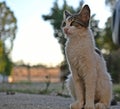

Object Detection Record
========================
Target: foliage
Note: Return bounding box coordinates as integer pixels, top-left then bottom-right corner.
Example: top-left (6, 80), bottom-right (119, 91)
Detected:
top-left (0, 40), bottom-right (13, 76)
top-left (113, 84), bottom-right (120, 101)
top-left (0, 1), bottom-right (17, 54)
top-left (105, 49), bottom-right (120, 83)
top-left (96, 17), bottom-right (119, 53)
top-left (4, 53), bottom-right (13, 76)
top-left (0, 82), bottom-right (69, 95)
top-left (0, 1), bottom-right (17, 76)
top-left (42, 0), bottom-right (84, 61)
top-left (0, 40), bottom-right (6, 74)
top-left (90, 14), bottom-right (100, 38)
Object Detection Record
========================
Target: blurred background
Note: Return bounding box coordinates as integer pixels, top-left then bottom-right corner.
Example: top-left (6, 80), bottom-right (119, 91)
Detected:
top-left (0, 0), bottom-right (120, 100)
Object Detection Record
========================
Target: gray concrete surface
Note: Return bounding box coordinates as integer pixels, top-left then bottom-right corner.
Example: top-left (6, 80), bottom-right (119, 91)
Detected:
top-left (0, 93), bottom-right (119, 109)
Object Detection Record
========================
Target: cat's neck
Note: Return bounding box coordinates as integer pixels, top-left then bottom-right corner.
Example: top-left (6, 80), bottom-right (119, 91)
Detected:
top-left (66, 28), bottom-right (95, 50)
top-left (68, 28), bottom-right (94, 42)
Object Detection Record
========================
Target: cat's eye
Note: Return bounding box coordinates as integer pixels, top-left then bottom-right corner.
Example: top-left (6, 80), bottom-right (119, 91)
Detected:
top-left (62, 21), bottom-right (66, 27)
top-left (70, 21), bottom-right (80, 27)
top-left (70, 21), bottom-right (86, 27)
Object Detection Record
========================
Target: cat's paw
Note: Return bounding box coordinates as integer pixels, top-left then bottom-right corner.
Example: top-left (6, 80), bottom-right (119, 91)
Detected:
top-left (70, 101), bottom-right (83, 109)
top-left (84, 103), bottom-right (95, 109)
top-left (95, 103), bottom-right (107, 109)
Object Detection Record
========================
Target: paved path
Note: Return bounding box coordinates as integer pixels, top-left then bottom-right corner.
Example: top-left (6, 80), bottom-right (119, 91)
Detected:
top-left (0, 93), bottom-right (119, 109)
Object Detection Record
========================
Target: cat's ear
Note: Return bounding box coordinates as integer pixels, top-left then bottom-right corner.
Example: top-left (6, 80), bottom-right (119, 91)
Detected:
top-left (64, 10), bottom-right (71, 19)
top-left (79, 5), bottom-right (90, 26)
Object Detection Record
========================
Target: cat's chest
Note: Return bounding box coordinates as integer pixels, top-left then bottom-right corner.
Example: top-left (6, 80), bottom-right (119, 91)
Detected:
top-left (66, 44), bottom-right (78, 57)
top-left (65, 41), bottom-right (83, 62)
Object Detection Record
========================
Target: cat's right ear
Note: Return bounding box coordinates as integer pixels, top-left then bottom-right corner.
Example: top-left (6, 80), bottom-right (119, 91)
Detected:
top-left (64, 10), bottom-right (71, 19)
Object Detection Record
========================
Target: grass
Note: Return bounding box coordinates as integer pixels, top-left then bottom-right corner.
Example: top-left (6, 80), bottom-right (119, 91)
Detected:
top-left (0, 82), bottom-right (69, 97)
top-left (1, 82), bottom-right (120, 101)
top-left (113, 84), bottom-right (120, 101)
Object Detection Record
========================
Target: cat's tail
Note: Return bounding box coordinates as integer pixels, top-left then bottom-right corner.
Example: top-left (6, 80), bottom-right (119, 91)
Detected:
top-left (66, 74), bottom-right (76, 100)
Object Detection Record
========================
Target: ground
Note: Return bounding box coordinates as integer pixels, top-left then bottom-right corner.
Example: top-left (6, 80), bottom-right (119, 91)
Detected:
top-left (0, 92), bottom-right (120, 109)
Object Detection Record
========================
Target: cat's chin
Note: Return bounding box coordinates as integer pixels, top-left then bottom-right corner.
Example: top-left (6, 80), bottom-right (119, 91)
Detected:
top-left (65, 34), bottom-right (72, 38)
top-left (64, 31), bottom-right (71, 35)
top-left (65, 32), bottom-right (73, 37)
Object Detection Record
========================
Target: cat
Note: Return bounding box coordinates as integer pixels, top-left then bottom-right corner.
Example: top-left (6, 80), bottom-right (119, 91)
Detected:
top-left (62, 5), bottom-right (112, 109)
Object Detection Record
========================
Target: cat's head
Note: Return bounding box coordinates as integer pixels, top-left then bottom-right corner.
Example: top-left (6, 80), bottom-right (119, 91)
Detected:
top-left (62, 5), bottom-right (90, 38)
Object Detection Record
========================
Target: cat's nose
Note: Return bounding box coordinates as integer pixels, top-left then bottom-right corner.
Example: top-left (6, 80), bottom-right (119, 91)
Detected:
top-left (64, 28), bottom-right (68, 34)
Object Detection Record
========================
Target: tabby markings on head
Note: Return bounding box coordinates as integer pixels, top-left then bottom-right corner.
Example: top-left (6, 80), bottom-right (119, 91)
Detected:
top-left (62, 15), bottom-right (88, 28)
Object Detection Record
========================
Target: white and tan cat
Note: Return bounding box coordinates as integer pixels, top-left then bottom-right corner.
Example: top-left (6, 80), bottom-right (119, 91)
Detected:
top-left (62, 5), bottom-right (112, 109)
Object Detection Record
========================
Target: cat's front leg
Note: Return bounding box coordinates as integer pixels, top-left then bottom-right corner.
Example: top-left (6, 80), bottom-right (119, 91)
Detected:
top-left (84, 72), bottom-right (97, 109)
top-left (70, 68), bottom-right (84, 109)
top-left (70, 100), bottom-right (83, 109)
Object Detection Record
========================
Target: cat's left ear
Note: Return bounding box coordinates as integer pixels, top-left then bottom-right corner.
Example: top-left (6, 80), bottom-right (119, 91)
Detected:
top-left (64, 10), bottom-right (71, 19)
top-left (79, 5), bottom-right (90, 26)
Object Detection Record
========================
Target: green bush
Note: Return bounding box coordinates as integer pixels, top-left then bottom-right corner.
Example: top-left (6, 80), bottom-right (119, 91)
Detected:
top-left (113, 84), bottom-right (120, 101)
top-left (105, 49), bottom-right (120, 83)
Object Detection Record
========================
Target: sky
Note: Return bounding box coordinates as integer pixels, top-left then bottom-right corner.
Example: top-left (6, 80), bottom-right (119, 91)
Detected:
top-left (0, 0), bottom-right (111, 67)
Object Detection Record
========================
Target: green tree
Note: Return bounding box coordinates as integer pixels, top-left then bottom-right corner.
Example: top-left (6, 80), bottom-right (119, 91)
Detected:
top-left (96, 17), bottom-right (119, 53)
top-left (42, 0), bottom-right (84, 61)
top-left (0, 1), bottom-right (17, 54)
top-left (0, 38), bottom-right (13, 77)
top-left (0, 40), bottom-right (6, 74)
top-left (0, 1), bottom-right (17, 77)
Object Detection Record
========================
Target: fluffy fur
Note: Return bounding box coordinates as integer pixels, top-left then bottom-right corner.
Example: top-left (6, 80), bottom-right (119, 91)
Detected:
top-left (62, 5), bottom-right (112, 109)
